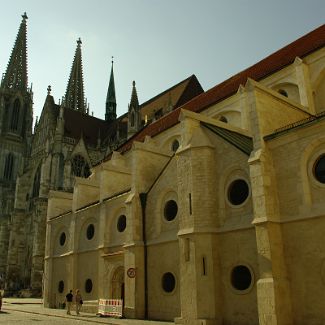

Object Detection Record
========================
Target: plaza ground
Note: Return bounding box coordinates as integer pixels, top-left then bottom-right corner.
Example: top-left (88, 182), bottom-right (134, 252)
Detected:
top-left (0, 298), bottom-right (172, 324)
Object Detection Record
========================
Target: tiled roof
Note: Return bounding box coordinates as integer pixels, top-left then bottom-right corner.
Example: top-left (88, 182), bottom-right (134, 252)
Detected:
top-left (182, 24), bottom-right (325, 114)
top-left (63, 107), bottom-right (116, 146)
top-left (202, 122), bottom-right (253, 155)
top-left (104, 24), bottom-right (325, 160)
top-left (136, 74), bottom-right (203, 119)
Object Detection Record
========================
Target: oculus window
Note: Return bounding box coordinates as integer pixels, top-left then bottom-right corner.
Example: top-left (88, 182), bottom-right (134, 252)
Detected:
top-left (59, 232), bottom-right (66, 246)
top-left (162, 272), bottom-right (176, 293)
top-left (86, 224), bottom-right (95, 240)
top-left (314, 155), bottom-right (325, 184)
top-left (164, 200), bottom-right (178, 221)
top-left (231, 265), bottom-right (253, 291)
top-left (117, 215), bottom-right (127, 232)
top-left (228, 179), bottom-right (249, 205)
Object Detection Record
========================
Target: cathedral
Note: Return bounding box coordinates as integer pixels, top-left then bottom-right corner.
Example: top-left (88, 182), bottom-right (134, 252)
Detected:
top-left (44, 23), bottom-right (325, 325)
top-left (0, 14), bottom-right (203, 296)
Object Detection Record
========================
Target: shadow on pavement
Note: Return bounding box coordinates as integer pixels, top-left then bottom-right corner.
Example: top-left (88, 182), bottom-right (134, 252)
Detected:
top-left (0, 310), bottom-right (9, 314)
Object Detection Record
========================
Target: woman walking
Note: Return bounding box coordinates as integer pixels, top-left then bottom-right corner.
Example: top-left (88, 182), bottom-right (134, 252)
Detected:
top-left (75, 289), bottom-right (83, 315)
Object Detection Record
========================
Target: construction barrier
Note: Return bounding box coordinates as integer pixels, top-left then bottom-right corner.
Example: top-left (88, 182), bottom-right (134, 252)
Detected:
top-left (98, 299), bottom-right (123, 318)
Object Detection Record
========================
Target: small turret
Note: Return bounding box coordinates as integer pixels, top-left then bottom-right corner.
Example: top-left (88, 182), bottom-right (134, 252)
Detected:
top-left (127, 81), bottom-right (141, 139)
top-left (105, 57), bottom-right (117, 122)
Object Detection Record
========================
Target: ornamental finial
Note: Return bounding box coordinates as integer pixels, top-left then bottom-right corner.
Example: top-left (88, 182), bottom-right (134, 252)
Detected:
top-left (47, 85), bottom-right (51, 95)
top-left (22, 12), bottom-right (28, 20)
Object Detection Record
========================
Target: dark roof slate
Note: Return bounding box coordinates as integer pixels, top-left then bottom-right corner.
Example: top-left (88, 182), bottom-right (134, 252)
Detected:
top-left (202, 122), bottom-right (253, 155)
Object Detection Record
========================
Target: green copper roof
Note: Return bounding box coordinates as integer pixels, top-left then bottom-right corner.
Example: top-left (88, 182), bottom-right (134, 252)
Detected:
top-left (1, 13), bottom-right (28, 90)
top-left (202, 122), bottom-right (253, 155)
top-left (105, 59), bottom-right (117, 121)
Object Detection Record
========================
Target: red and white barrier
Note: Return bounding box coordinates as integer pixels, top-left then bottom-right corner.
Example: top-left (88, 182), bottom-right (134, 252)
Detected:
top-left (98, 299), bottom-right (123, 318)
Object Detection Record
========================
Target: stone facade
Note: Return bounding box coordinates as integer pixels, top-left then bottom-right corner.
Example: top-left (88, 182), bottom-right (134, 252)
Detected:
top-left (44, 25), bottom-right (325, 325)
top-left (0, 14), bottom-right (203, 296)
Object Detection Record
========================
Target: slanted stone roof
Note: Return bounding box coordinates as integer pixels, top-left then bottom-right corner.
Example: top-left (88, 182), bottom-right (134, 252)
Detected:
top-left (202, 122), bottom-right (253, 155)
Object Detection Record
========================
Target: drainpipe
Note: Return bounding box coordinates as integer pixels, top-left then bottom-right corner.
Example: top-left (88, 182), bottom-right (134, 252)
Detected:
top-left (139, 192), bottom-right (148, 320)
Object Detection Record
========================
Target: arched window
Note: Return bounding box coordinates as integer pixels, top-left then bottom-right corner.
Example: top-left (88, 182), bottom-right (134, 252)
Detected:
top-left (3, 153), bottom-right (14, 180)
top-left (57, 154), bottom-right (65, 189)
top-left (130, 111), bottom-right (135, 127)
top-left (219, 115), bottom-right (228, 123)
top-left (71, 155), bottom-right (91, 178)
top-left (32, 165), bottom-right (41, 198)
top-left (278, 89), bottom-right (288, 97)
top-left (10, 98), bottom-right (20, 131)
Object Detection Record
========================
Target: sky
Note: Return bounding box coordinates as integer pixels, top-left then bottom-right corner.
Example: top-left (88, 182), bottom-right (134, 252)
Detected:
top-left (0, 1), bottom-right (324, 122)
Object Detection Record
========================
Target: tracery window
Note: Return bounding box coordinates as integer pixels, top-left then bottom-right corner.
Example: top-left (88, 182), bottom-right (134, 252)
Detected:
top-left (3, 153), bottom-right (14, 180)
top-left (32, 165), bottom-right (41, 198)
top-left (130, 111), bottom-right (135, 127)
top-left (10, 98), bottom-right (20, 131)
top-left (71, 155), bottom-right (91, 178)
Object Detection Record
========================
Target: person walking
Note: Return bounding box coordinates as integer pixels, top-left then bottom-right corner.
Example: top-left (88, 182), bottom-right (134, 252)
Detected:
top-left (65, 290), bottom-right (73, 315)
top-left (75, 289), bottom-right (83, 315)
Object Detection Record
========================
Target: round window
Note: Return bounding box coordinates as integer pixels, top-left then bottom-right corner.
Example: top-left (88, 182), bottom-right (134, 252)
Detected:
top-left (58, 280), bottom-right (64, 293)
top-left (231, 265), bottom-right (252, 291)
top-left (219, 115), bottom-right (228, 123)
top-left (228, 179), bottom-right (249, 205)
top-left (117, 215), bottom-right (126, 232)
top-left (86, 224), bottom-right (95, 240)
top-left (278, 89), bottom-right (288, 97)
top-left (59, 232), bottom-right (66, 246)
top-left (162, 272), bottom-right (176, 293)
top-left (172, 140), bottom-right (180, 152)
top-left (314, 155), bottom-right (325, 184)
top-left (85, 278), bottom-right (93, 293)
top-left (164, 200), bottom-right (178, 221)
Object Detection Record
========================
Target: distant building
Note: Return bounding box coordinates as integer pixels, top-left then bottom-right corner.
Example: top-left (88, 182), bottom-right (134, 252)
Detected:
top-left (0, 13), bottom-right (203, 296)
top-left (44, 23), bottom-right (325, 325)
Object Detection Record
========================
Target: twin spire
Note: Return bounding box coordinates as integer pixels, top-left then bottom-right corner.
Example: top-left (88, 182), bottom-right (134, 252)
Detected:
top-left (1, 13), bottom-right (28, 90)
top-left (64, 38), bottom-right (87, 113)
top-left (3, 14), bottom-right (119, 122)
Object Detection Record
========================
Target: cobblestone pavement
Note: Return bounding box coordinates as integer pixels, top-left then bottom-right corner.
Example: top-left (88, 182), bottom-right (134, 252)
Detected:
top-left (0, 299), bottom-right (173, 325)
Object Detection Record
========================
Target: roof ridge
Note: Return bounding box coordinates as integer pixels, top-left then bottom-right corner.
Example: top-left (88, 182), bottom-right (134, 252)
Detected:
top-left (139, 74), bottom-right (197, 108)
top-left (178, 24), bottom-right (325, 113)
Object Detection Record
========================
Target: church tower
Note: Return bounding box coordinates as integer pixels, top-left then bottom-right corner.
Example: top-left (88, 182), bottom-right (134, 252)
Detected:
top-left (0, 13), bottom-right (33, 280)
top-left (64, 38), bottom-right (87, 113)
top-left (105, 58), bottom-right (117, 121)
top-left (127, 81), bottom-right (141, 138)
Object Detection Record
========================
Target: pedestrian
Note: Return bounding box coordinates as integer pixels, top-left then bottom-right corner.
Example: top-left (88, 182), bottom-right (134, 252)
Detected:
top-left (75, 289), bottom-right (83, 315)
top-left (0, 291), bottom-right (2, 311)
top-left (65, 290), bottom-right (73, 315)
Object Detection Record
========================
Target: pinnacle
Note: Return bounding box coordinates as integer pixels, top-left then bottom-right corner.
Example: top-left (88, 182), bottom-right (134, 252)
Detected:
top-left (1, 13), bottom-right (28, 90)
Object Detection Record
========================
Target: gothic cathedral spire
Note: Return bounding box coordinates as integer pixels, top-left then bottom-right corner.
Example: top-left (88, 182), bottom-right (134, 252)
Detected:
top-left (127, 81), bottom-right (141, 139)
top-left (1, 13), bottom-right (28, 90)
top-left (105, 58), bottom-right (117, 121)
top-left (65, 38), bottom-right (87, 113)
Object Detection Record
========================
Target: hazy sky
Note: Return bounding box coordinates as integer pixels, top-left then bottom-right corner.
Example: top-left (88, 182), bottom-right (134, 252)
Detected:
top-left (0, 1), bottom-right (324, 122)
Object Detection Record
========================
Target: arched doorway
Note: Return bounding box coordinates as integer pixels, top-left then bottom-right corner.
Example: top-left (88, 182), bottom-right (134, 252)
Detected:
top-left (111, 266), bottom-right (124, 301)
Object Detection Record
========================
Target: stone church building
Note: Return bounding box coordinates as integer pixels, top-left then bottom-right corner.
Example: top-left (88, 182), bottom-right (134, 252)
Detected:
top-left (0, 14), bottom-right (203, 295)
top-left (45, 23), bottom-right (325, 325)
